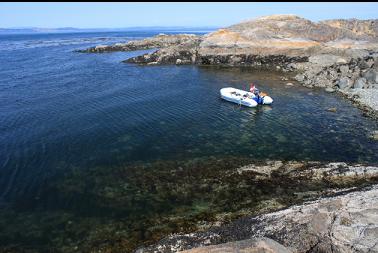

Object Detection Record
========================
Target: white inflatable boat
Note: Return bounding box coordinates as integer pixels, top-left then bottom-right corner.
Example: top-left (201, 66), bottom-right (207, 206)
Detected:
top-left (220, 87), bottom-right (273, 107)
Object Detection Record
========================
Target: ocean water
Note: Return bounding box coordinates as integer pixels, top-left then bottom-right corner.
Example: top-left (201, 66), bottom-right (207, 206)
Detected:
top-left (0, 31), bottom-right (378, 251)
top-left (0, 31), bottom-right (378, 203)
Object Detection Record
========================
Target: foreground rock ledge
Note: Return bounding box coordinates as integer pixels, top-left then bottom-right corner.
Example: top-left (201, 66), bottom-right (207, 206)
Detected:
top-left (180, 237), bottom-right (292, 253)
top-left (136, 182), bottom-right (378, 252)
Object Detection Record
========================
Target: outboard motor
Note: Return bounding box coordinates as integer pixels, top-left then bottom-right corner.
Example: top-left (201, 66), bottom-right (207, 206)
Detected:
top-left (262, 96), bottom-right (273, 104)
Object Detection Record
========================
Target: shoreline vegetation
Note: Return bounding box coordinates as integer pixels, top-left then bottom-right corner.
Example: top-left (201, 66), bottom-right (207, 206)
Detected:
top-left (1, 14), bottom-right (377, 252)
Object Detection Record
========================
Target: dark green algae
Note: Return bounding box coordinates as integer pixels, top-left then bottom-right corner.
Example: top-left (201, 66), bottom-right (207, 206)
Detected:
top-left (1, 157), bottom-right (377, 253)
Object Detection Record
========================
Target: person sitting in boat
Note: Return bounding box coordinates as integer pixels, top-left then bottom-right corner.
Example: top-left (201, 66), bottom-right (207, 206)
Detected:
top-left (250, 83), bottom-right (263, 104)
top-left (249, 83), bottom-right (260, 96)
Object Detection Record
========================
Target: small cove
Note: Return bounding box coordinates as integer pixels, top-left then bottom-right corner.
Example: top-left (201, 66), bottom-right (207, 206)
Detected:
top-left (0, 31), bottom-right (377, 252)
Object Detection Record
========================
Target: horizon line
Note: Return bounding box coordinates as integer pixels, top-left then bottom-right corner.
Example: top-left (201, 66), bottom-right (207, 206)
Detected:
top-left (1, 25), bottom-right (222, 30)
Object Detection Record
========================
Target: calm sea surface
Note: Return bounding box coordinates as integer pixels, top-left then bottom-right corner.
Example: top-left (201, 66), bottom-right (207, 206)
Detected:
top-left (0, 30), bottom-right (377, 204)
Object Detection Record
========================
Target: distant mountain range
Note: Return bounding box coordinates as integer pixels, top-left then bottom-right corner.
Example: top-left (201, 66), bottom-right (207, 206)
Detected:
top-left (0, 26), bottom-right (219, 34)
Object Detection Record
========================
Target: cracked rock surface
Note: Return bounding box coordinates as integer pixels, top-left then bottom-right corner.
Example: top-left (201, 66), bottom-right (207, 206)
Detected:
top-left (180, 237), bottom-right (292, 253)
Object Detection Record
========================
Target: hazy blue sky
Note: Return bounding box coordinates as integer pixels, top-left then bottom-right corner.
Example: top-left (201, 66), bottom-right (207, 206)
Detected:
top-left (1, 2), bottom-right (378, 28)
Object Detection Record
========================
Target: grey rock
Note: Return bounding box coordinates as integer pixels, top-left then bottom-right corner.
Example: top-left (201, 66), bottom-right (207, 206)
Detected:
top-left (336, 77), bottom-right (352, 90)
top-left (295, 74), bottom-right (305, 82)
top-left (180, 238), bottom-right (292, 253)
top-left (327, 69), bottom-right (339, 81)
top-left (325, 87), bottom-right (335, 93)
top-left (313, 75), bottom-right (333, 87)
top-left (286, 63), bottom-right (296, 70)
top-left (363, 69), bottom-right (378, 83)
top-left (340, 88), bottom-right (378, 119)
top-left (359, 59), bottom-right (374, 69)
top-left (339, 65), bottom-right (350, 75)
top-left (374, 57), bottom-right (378, 70)
top-left (309, 55), bottom-right (341, 66)
top-left (353, 77), bottom-right (367, 89)
top-left (336, 58), bottom-right (348, 64)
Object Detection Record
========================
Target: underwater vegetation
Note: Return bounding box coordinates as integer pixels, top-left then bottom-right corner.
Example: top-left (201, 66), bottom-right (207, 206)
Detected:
top-left (0, 157), bottom-right (377, 253)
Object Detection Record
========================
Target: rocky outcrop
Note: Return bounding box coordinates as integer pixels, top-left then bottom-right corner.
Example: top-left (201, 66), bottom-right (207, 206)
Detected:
top-left (124, 42), bottom-right (199, 65)
top-left (180, 237), bottom-right (292, 253)
top-left (77, 15), bottom-right (378, 71)
top-left (81, 15), bottom-right (378, 62)
top-left (75, 33), bottom-right (201, 53)
top-left (136, 184), bottom-right (378, 253)
top-left (199, 15), bottom-right (376, 58)
top-left (123, 15), bottom-right (378, 69)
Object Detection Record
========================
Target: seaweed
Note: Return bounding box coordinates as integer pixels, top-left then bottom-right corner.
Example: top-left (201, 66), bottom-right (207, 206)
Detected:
top-left (0, 157), bottom-right (377, 252)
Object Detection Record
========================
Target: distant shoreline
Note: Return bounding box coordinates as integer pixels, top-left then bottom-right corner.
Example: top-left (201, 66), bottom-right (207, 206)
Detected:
top-left (0, 27), bottom-right (219, 35)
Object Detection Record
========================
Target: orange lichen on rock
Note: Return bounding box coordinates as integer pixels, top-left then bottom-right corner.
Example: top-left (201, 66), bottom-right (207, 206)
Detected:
top-left (205, 29), bottom-right (250, 43)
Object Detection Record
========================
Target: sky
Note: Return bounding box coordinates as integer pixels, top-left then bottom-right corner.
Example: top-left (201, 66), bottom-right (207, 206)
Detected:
top-left (1, 2), bottom-right (378, 28)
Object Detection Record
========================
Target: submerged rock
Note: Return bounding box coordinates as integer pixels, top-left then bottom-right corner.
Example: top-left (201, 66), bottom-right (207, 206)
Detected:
top-left (326, 107), bottom-right (337, 112)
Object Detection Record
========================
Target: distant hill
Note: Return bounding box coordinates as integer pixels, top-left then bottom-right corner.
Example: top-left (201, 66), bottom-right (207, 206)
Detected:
top-left (0, 26), bottom-right (219, 34)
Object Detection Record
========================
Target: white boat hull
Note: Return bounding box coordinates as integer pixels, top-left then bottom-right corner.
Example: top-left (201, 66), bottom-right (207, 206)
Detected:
top-left (220, 87), bottom-right (273, 107)
top-left (221, 94), bottom-right (258, 107)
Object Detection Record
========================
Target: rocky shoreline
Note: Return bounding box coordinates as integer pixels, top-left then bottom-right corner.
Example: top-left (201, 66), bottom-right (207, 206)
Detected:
top-left (75, 33), bottom-right (201, 53)
top-left (291, 54), bottom-right (378, 119)
top-left (130, 160), bottom-right (378, 253)
top-left (77, 15), bottom-right (378, 119)
top-left (137, 184), bottom-right (378, 253)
